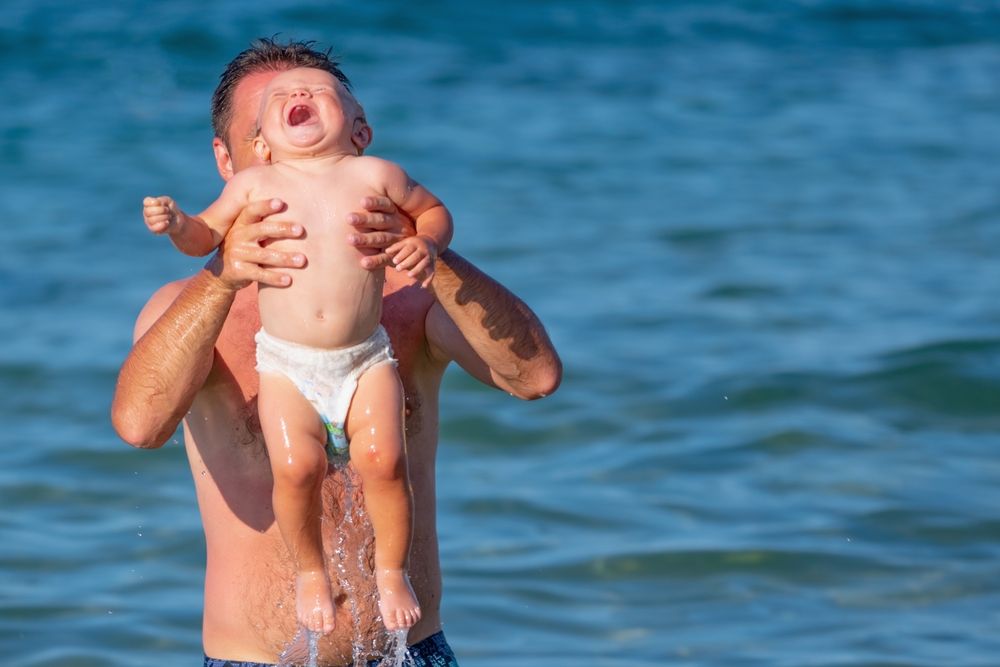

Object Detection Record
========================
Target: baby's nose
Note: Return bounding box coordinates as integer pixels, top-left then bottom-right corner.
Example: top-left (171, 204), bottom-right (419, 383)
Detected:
top-left (290, 88), bottom-right (311, 98)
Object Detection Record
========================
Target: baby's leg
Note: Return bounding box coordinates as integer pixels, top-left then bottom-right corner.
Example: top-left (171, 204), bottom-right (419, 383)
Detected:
top-left (346, 362), bottom-right (421, 632)
top-left (258, 372), bottom-right (336, 635)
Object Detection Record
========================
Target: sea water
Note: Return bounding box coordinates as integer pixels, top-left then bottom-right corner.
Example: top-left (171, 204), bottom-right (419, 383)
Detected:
top-left (6, 1), bottom-right (1000, 665)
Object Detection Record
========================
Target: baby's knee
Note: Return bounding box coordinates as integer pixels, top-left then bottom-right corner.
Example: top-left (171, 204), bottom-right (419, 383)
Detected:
top-left (352, 439), bottom-right (405, 482)
top-left (271, 447), bottom-right (327, 490)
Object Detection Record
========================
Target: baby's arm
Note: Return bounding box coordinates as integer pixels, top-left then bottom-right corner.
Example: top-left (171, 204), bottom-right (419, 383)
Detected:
top-left (366, 158), bottom-right (453, 286)
top-left (143, 172), bottom-right (256, 257)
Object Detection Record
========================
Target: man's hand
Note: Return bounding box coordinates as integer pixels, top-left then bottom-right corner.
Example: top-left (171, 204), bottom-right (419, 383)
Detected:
top-left (346, 196), bottom-right (414, 270)
top-left (209, 198), bottom-right (305, 290)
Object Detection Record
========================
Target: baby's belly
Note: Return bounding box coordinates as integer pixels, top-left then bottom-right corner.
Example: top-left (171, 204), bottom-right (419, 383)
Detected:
top-left (258, 240), bottom-right (385, 348)
top-left (253, 176), bottom-right (385, 348)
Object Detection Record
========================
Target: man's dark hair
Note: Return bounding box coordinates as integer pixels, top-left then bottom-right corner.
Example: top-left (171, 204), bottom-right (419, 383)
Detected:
top-left (211, 37), bottom-right (352, 147)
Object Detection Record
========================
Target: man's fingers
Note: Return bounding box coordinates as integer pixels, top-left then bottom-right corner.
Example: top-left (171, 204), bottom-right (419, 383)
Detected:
top-left (233, 246), bottom-right (305, 269)
top-left (361, 195), bottom-right (395, 213)
top-left (347, 211), bottom-right (390, 229)
top-left (237, 263), bottom-right (292, 287)
top-left (359, 253), bottom-right (393, 270)
top-left (245, 220), bottom-right (303, 242)
top-left (229, 220), bottom-right (302, 247)
top-left (237, 197), bottom-right (285, 224)
top-left (348, 231), bottom-right (404, 248)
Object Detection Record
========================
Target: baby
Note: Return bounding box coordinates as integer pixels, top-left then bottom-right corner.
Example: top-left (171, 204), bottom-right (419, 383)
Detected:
top-left (142, 66), bottom-right (452, 635)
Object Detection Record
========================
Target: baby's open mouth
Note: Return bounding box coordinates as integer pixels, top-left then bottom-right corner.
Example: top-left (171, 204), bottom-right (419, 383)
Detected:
top-left (288, 104), bottom-right (315, 126)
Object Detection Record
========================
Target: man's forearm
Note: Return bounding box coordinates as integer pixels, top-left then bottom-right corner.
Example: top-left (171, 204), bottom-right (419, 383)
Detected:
top-left (431, 250), bottom-right (562, 399)
top-left (111, 268), bottom-right (237, 448)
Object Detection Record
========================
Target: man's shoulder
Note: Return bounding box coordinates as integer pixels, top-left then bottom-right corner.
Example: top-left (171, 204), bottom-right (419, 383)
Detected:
top-left (131, 278), bottom-right (191, 341)
top-left (141, 277), bottom-right (191, 317)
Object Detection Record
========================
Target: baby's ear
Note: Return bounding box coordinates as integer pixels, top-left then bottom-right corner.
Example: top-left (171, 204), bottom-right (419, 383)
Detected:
top-left (252, 135), bottom-right (271, 163)
top-left (351, 117), bottom-right (373, 155)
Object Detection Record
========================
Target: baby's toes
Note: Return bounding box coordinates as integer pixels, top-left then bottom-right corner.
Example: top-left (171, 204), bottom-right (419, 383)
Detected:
top-left (324, 608), bottom-right (337, 634)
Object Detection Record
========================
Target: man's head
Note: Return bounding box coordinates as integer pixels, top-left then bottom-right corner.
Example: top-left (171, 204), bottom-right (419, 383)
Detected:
top-left (211, 38), bottom-right (371, 179)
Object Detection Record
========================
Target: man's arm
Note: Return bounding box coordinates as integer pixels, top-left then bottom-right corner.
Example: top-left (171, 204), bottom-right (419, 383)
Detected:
top-left (111, 199), bottom-right (302, 448)
top-left (426, 249), bottom-right (562, 400)
top-left (346, 196), bottom-right (561, 399)
top-left (111, 273), bottom-right (234, 448)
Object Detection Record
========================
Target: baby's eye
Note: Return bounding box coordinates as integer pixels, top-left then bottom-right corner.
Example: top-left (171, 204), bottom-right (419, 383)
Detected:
top-left (310, 86), bottom-right (331, 94)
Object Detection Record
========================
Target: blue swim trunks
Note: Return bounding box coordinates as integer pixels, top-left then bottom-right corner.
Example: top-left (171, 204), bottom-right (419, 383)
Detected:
top-left (203, 630), bottom-right (459, 667)
top-left (204, 658), bottom-right (273, 667)
top-left (367, 631), bottom-right (459, 667)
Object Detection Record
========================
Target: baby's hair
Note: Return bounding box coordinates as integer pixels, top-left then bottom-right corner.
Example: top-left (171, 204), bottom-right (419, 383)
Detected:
top-left (212, 36), bottom-right (353, 148)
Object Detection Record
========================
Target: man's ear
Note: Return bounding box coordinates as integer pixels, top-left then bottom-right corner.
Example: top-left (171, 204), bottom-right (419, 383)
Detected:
top-left (351, 118), bottom-right (373, 155)
top-left (252, 135), bottom-right (271, 163)
top-left (212, 137), bottom-right (235, 181)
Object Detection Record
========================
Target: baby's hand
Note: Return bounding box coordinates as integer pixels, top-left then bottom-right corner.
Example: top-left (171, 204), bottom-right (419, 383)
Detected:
top-left (386, 235), bottom-right (438, 288)
top-left (143, 196), bottom-right (181, 235)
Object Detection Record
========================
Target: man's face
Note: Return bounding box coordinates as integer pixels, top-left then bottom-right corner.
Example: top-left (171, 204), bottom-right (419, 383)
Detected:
top-left (213, 67), bottom-right (371, 181)
top-left (213, 69), bottom-right (283, 179)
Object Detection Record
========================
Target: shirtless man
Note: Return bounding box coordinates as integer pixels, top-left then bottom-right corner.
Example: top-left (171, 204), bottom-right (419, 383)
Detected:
top-left (144, 64), bottom-right (454, 635)
top-left (111, 38), bottom-right (561, 666)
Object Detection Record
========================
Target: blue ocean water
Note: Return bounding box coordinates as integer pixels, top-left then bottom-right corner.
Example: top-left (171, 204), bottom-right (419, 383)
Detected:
top-left (3, 1), bottom-right (1000, 665)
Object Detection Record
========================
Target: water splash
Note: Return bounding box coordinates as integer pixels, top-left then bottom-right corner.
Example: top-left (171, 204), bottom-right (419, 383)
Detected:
top-left (279, 457), bottom-right (396, 667)
top-left (330, 456), bottom-right (374, 666)
top-left (381, 629), bottom-right (415, 667)
top-left (308, 630), bottom-right (319, 666)
top-left (277, 627), bottom-right (318, 667)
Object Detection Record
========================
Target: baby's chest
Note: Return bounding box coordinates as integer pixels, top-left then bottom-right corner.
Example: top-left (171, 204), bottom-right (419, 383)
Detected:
top-left (258, 174), bottom-right (378, 232)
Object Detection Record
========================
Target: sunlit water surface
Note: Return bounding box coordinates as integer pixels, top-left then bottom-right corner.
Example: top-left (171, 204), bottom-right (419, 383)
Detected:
top-left (4, 1), bottom-right (1000, 665)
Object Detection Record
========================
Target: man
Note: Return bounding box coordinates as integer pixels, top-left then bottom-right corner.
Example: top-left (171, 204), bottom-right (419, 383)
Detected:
top-left (111, 38), bottom-right (561, 667)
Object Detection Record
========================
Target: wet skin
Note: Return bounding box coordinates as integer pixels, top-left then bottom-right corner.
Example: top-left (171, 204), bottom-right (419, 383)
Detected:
top-left (113, 66), bottom-right (561, 664)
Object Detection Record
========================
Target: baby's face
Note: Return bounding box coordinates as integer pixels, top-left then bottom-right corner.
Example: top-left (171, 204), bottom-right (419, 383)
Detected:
top-left (256, 67), bottom-right (362, 156)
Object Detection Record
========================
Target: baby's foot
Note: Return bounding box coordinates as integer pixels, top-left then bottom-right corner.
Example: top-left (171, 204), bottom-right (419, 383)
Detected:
top-left (376, 568), bottom-right (421, 631)
top-left (296, 570), bottom-right (336, 635)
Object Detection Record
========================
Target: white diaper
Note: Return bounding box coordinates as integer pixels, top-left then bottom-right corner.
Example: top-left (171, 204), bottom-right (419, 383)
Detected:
top-left (255, 325), bottom-right (397, 457)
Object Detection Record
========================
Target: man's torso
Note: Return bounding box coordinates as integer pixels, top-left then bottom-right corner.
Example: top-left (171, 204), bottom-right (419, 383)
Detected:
top-left (183, 275), bottom-right (445, 665)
